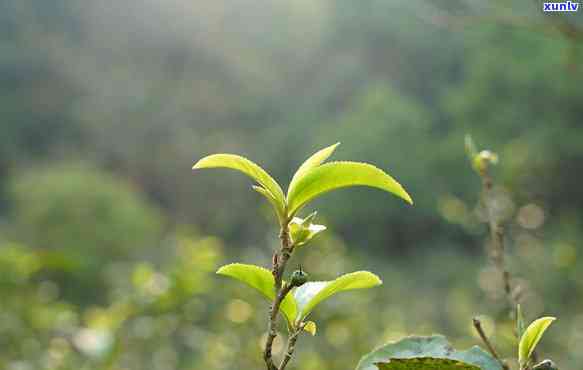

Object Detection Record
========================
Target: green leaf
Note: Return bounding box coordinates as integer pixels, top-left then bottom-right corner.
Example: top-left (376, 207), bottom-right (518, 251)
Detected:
top-left (356, 335), bottom-right (502, 370)
top-left (288, 142), bottom-right (340, 195)
top-left (303, 321), bottom-right (317, 336)
top-left (376, 358), bottom-right (479, 370)
top-left (519, 317), bottom-right (556, 366)
top-left (286, 161), bottom-right (413, 217)
top-left (216, 263), bottom-right (297, 324)
top-left (193, 154), bottom-right (286, 217)
top-left (293, 271), bottom-right (381, 321)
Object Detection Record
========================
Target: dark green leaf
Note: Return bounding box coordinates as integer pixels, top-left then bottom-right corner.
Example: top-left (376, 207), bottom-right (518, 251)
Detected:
top-left (356, 335), bottom-right (502, 370)
top-left (376, 358), bottom-right (479, 370)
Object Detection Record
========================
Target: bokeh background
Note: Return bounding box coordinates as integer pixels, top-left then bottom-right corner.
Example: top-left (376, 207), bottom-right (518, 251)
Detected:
top-left (1, 1), bottom-right (582, 369)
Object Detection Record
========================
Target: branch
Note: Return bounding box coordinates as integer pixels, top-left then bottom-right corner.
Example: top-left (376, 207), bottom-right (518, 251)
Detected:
top-left (263, 224), bottom-right (294, 370)
top-left (473, 318), bottom-right (510, 370)
top-left (480, 172), bottom-right (516, 309)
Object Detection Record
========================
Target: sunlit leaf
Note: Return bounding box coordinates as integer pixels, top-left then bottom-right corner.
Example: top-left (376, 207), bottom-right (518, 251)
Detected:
top-left (303, 321), bottom-right (317, 336)
top-left (216, 263), bottom-right (297, 324)
top-left (286, 161), bottom-right (413, 217)
top-left (289, 213), bottom-right (326, 247)
top-left (293, 271), bottom-right (381, 321)
top-left (518, 317), bottom-right (556, 366)
top-left (356, 335), bottom-right (501, 370)
top-left (193, 154), bottom-right (286, 216)
top-left (287, 142), bottom-right (340, 195)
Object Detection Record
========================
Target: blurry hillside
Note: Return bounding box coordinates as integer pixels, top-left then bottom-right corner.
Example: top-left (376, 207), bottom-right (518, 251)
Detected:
top-left (1, 1), bottom-right (582, 369)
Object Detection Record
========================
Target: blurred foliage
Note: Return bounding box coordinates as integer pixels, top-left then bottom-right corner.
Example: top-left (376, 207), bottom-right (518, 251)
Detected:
top-left (7, 164), bottom-right (164, 304)
top-left (0, 0), bottom-right (583, 369)
top-left (9, 164), bottom-right (163, 257)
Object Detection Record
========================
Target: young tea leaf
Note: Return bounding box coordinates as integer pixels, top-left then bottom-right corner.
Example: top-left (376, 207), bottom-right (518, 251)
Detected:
top-left (292, 271), bottom-right (382, 321)
top-left (286, 161), bottom-right (412, 217)
top-left (303, 321), bottom-right (317, 336)
top-left (518, 317), bottom-right (556, 366)
top-left (193, 154), bottom-right (286, 216)
top-left (287, 142), bottom-right (340, 195)
top-left (289, 215), bottom-right (326, 248)
top-left (216, 263), bottom-right (297, 324)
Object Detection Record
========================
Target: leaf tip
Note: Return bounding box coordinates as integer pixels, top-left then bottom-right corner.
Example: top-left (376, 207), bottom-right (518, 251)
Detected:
top-left (373, 275), bottom-right (383, 286)
top-left (393, 183), bottom-right (413, 205)
top-left (216, 263), bottom-right (237, 276)
top-left (402, 190), bottom-right (414, 205)
top-left (192, 156), bottom-right (211, 170)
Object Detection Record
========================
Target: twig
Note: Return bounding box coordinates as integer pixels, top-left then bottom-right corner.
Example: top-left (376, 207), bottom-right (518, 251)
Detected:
top-left (473, 318), bottom-right (510, 370)
top-left (279, 323), bottom-right (305, 370)
top-left (263, 224), bottom-right (295, 370)
top-left (481, 172), bottom-right (516, 308)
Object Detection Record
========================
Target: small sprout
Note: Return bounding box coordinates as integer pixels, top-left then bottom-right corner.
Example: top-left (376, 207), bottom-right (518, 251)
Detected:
top-left (465, 134), bottom-right (499, 175)
top-left (289, 212), bottom-right (326, 248)
top-left (533, 359), bottom-right (558, 370)
top-left (303, 321), bottom-right (317, 336)
top-left (290, 266), bottom-right (309, 287)
top-left (473, 150), bottom-right (499, 174)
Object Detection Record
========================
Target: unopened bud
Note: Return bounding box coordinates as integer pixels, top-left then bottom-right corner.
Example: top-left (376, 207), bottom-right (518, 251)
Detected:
top-left (290, 269), bottom-right (309, 287)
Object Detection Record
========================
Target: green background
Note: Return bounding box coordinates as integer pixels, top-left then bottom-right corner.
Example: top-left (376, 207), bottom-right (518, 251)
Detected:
top-left (0, 1), bottom-right (582, 369)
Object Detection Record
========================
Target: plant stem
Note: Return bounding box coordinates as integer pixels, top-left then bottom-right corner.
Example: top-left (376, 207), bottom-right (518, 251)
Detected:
top-left (481, 173), bottom-right (515, 308)
top-left (480, 167), bottom-right (538, 368)
top-left (263, 224), bottom-right (294, 370)
top-left (473, 318), bottom-right (510, 370)
top-left (279, 323), bottom-right (305, 370)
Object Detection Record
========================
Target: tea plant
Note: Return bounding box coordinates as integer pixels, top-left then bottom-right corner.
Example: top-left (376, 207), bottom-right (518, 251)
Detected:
top-left (194, 140), bottom-right (558, 370)
top-left (356, 137), bottom-right (558, 370)
top-left (193, 143), bottom-right (413, 370)
top-left (465, 136), bottom-right (558, 370)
